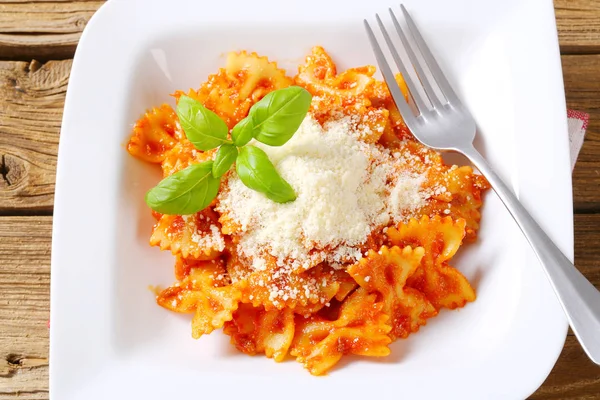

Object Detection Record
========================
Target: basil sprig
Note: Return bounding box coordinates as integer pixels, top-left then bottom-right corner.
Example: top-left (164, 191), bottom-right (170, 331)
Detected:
top-left (212, 143), bottom-right (238, 178)
top-left (145, 162), bottom-right (220, 215)
top-left (250, 86), bottom-right (311, 146)
top-left (236, 146), bottom-right (296, 203)
top-left (231, 116), bottom-right (254, 147)
top-left (176, 96), bottom-right (231, 150)
top-left (145, 86), bottom-right (312, 215)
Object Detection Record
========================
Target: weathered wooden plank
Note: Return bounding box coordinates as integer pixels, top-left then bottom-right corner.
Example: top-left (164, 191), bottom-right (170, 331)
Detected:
top-left (0, 216), bottom-right (50, 399)
top-left (574, 251), bottom-right (600, 317)
top-left (555, 0), bottom-right (600, 53)
top-left (0, 1), bottom-right (104, 60)
top-left (573, 213), bottom-right (600, 286)
top-left (562, 55), bottom-right (600, 211)
top-left (0, 59), bottom-right (71, 213)
top-left (0, 1), bottom-right (597, 60)
top-left (532, 334), bottom-right (600, 399)
top-left (0, 2), bottom-right (93, 34)
top-left (0, 214), bottom-right (598, 398)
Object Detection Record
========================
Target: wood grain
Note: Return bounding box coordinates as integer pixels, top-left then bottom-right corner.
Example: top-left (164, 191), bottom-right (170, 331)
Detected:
top-left (0, 1), bottom-right (598, 59)
top-left (532, 335), bottom-right (600, 399)
top-left (0, 59), bottom-right (71, 213)
top-left (0, 214), bottom-right (598, 399)
top-left (0, 217), bottom-right (50, 400)
top-left (0, 1), bottom-right (104, 60)
top-left (555, 0), bottom-right (600, 53)
top-left (0, 1), bottom-right (597, 60)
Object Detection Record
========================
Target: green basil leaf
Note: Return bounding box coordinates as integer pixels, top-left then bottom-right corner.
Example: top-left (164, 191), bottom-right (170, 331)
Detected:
top-left (145, 161), bottom-right (221, 215)
top-left (236, 145), bottom-right (296, 203)
top-left (176, 95), bottom-right (229, 151)
top-left (249, 86), bottom-right (312, 146)
top-left (212, 143), bottom-right (238, 178)
top-left (231, 116), bottom-right (254, 147)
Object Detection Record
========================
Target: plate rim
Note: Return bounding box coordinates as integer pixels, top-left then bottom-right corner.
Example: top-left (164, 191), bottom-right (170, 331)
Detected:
top-left (50, 0), bottom-right (572, 398)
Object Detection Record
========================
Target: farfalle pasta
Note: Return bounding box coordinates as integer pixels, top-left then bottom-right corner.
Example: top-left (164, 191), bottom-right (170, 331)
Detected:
top-left (224, 303), bottom-right (295, 362)
top-left (290, 289), bottom-right (392, 376)
top-left (127, 47), bottom-right (490, 375)
top-left (347, 246), bottom-right (437, 339)
top-left (387, 215), bottom-right (476, 310)
top-left (156, 261), bottom-right (241, 338)
top-left (150, 209), bottom-right (225, 259)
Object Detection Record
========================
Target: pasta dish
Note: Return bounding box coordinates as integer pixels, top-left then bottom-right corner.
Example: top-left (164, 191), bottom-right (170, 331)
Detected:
top-left (127, 46), bottom-right (489, 375)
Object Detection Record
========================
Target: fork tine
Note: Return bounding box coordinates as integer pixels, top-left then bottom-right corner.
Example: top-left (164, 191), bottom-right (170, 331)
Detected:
top-left (389, 8), bottom-right (443, 109)
top-left (400, 4), bottom-right (460, 105)
top-left (374, 14), bottom-right (428, 114)
top-left (364, 19), bottom-right (416, 122)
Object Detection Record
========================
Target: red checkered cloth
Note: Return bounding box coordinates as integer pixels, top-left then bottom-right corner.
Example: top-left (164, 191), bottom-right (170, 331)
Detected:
top-left (568, 109), bottom-right (589, 171)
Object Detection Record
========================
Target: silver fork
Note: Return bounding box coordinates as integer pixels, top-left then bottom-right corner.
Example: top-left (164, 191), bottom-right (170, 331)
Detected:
top-left (365, 5), bottom-right (600, 365)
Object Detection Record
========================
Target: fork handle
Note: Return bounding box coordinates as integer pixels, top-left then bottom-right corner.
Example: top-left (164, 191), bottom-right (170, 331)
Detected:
top-left (462, 145), bottom-right (600, 365)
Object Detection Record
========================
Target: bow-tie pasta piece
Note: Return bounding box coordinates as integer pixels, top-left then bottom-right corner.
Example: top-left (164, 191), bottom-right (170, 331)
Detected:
top-left (387, 215), bottom-right (475, 310)
top-left (347, 245), bottom-right (437, 339)
top-left (380, 138), bottom-right (488, 240)
top-left (295, 46), bottom-right (393, 144)
top-left (290, 288), bottom-right (392, 375)
top-left (157, 261), bottom-right (241, 339)
top-left (225, 247), bottom-right (354, 312)
top-left (224, 303), bottom-right (295, 362)
top-left (293, 268), bottom-right (357, 316)
top-left (160, 139), bottom-right (215, 177)
top-left (173, 51), bottom-right (292, 129)
top-left (419, 165), bottom-right (490, 242)
top-left (127, 104), bottom-right (183, 163)
top-left (173, 255), bottom-right (228, 281)
top-left (150, 208), bottom-right (225, 260)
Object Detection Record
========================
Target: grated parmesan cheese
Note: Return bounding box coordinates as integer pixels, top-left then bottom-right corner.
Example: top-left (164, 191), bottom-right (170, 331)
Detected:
top-left (216, 113), bottom-right (436, 272)
top-left (182, 215), bottom-right (226, 252)
top-left (388, 173), bottom-right (426, 224)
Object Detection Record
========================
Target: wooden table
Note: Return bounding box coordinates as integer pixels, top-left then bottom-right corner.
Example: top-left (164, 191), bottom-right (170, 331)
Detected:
top-left (1, 1), bottom-right (599, 398)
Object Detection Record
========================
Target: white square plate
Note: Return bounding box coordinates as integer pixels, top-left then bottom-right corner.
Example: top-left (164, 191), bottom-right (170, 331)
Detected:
top-left (51, 0), bottom-right (573, 398)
